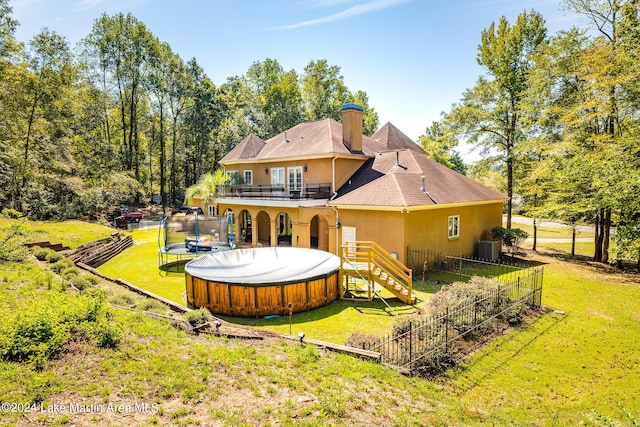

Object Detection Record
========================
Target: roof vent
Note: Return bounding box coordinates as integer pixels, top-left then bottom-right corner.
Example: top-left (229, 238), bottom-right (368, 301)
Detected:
top-left (283, 131), bottom-right (289, 143)
top-left (421, 176), bottom-right (437, 204)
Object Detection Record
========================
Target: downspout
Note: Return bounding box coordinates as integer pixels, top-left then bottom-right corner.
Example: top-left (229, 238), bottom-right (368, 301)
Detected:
top-left (331, 204), bottom-right (340, 256)
top-left (331, 156), bottom-right (338, 193)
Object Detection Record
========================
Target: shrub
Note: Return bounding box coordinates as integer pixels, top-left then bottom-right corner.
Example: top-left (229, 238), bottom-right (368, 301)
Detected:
top-left (61, 267), bottom-right (81, 279)
top-left (68, 275), bottom-right (90, 291)
top-left (33, 248), bottom-right (52, 261)
top-left (0, 290), bottom-right (108, 364)
top-left (491, 226), bottom-right (529, 254)
top-left (184, 308), bottom-right (213, 327)
top-left (45, 252), bottom-right (64, 263)
top-left (1, 208), bottom-right (24, 219)
top-left (94, 321), bottom-right (122, 348)
top-left (139, 299), bottom-right (166, 313)
top-left (85, 275), bottom-right (100, 286)
top-left (51, 258), bottom-right (73, 274)
top-left (345, 331), bottom-right (382, 350)
top-left (110, 293), bottom-right (136, 307)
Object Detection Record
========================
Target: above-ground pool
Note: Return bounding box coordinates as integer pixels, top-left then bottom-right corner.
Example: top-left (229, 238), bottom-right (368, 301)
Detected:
top-left (185, 247), bottom-right (341, 317)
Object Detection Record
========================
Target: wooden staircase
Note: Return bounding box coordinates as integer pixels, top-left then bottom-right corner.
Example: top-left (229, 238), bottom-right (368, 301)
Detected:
top-left (339, 241), bottom-right (416, 305)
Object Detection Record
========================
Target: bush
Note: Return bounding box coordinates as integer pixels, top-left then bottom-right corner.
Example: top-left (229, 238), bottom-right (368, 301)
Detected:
top-left (0, 290), bottom-right (108, 365)
top-left (33, 248), bottom-right (52, 261)
top-left (51, 258), bottom-right (73, 274)
top-left (68, 275), bottom-right (90, 291)
top-left (345, 331), bottom-right (382, 350)
top-left (110, 293), bottom-right (136, 307)
top-left (1, 208), bottom-right (24, 219)
top-left (139, 299), bottom-right (166, 313)
top-left (85, 275), bottom-right (100, 286)
top-left (184, 308), bottom-right (213, 327)
top-left (94, 321), bottom-right (122, 348)
top-left (491, 226), bottom-right (529, 254)
top-left (45, 252), bottom-right (64, 263)
top-left (61, 266), bottom-right (81, 279)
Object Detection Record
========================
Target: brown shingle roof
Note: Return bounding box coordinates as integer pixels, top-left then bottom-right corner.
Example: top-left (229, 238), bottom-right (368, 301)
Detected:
top-left (223, 134), bottom-right (266, 161)
top-left (221, 119), bottom-right (378, 162)
top-left (370, 122), bottom-right (425, 153)
top-left (331, 149), bottom-right (507, 207)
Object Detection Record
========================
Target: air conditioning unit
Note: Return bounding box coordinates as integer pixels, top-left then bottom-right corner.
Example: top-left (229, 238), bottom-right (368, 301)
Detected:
top-left (478, 240), bottom-right (500, 262)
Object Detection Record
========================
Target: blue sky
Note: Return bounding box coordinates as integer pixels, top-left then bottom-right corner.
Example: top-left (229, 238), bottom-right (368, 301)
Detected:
top-left (11, 0), bottom-right (582, 162)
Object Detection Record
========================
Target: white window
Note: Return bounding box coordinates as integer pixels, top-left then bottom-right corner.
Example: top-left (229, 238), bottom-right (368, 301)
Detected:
top-left (271, 168), bottom-right (285, 187)
top-left (243, 170), bottom-right (253, 185)
top-left (288, 166), bottom-right (303, 193)
top-left (208, 205), bottom-right (216, 217)
top-left (448, 215), bottom-right (460, 239)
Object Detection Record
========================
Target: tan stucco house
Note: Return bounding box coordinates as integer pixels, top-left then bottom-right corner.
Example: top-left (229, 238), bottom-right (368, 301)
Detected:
top-left (207, 104), bottom-right (507, 266)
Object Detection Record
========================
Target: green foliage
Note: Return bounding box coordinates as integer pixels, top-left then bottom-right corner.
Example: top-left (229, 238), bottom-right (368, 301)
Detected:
top-left (184, 308), bottom-right (213, 327)
top-left (33, 248), bottom-right (51, 261)
top-left (45, 251), bottom-right (64, 263)
top-left (1, 208), bottom-right (23, 218)
top-left (491, 226), bottom-right (529, 253)
top-left (50, 258), bottom-right (73, 274)
top-left (418, 120), bottom-right (467, 175)
top-left (0, 288), bottom-right (110, 365)
top-left (93, 320), bottom-right (122, 348)
top-left (110, 293), bottom-right (136, 307)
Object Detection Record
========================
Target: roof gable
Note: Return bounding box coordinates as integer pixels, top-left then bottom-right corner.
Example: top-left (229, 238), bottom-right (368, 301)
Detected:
top-left (332, 149), bottom-right (507, 207)
top-left (222, 134), bottom-right (266, 161)
top-left (370, 122), bottom-right (425, 153)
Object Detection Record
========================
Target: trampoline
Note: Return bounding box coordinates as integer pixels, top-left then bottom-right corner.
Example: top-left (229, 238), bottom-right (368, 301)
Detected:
top-left (185, 247), bottom-right (341, 317)
top-left (158, 213), bottom-right (232, 268)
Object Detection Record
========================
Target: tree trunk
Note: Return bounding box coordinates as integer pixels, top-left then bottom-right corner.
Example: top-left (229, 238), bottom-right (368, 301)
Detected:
top-left (506, 154), bottom-right (513, 230)
top-left (532, 218), bottom-right (537, 251)
top-left (602, 208), bottom-right (611, 264)
top-left (571, 227), bottom-right (576, 258)
top-left (159, 103), bottom-right (166, 215)
top-left (594, 209), bottom-right (603, 262)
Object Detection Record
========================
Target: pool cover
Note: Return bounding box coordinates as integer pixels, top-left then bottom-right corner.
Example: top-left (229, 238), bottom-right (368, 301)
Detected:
top-left (184, 247), bottom-right (341, 285)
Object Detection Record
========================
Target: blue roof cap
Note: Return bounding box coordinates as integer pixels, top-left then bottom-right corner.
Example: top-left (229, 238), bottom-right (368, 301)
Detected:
top-left (341, 103), bottom-right (364, 112)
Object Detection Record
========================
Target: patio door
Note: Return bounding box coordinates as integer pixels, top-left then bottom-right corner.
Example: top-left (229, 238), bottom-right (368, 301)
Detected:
top-left (288, 166), bottom-right (303, 197)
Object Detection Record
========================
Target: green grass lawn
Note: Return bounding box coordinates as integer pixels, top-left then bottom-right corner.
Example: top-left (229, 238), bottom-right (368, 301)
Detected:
top-left (4, 217), bottom-right (639, 425)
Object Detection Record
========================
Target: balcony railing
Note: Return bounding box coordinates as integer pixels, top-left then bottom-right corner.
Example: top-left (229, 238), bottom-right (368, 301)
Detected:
top-left (217, 183), bottom-right (332, 200)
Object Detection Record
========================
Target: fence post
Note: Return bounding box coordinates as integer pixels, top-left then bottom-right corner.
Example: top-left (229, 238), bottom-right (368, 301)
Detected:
top-left (473, 295), bottom-right (478, 343)
top-left (459, 254), bottom-right (463, 277)
top-left (409, 320), bottom-right (413, 372)
top-left (445, 307), bottom-right (449, 354)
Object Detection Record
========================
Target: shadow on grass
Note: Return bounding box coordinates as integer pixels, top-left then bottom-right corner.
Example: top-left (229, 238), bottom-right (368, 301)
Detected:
top-left (159, 260), bottom-right (187, 274)
top-left (448, 310), bottom-right (568, 394)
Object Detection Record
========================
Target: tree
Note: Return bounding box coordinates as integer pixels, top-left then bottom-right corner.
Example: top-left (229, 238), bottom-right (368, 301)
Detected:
top-left (301, 59), bottom-right (348, 122)
top-left (18, 28), bottom-right (76, 213)
top-left (83, 13), bottom-right (154, 178)
top-left (184, 169), bottom-right (226, 209)
top-left (448, 10), bottom-right (547, 229)
top-left (244, 58), bottom-right (303, 138)
top-left (522, 0), bottom-right (640, 263)
top-left (346, 90), bottom-right (379, 136)
top-left (418, 120), bottom-right (467, 175)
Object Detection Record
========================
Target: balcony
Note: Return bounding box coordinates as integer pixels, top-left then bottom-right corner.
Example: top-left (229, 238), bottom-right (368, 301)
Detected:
top-left (218, 183), bottom-right (332, 200)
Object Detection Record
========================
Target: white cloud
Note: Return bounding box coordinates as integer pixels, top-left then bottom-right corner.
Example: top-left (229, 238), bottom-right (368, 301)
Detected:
top-left (277, 0), bottom-right (409, 30)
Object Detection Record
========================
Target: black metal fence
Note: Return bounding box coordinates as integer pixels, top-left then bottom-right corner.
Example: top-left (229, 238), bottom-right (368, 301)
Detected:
top-left (407, 247), bottom-right (528, 279)
top-left (360, 265), bottom-right (544, 373)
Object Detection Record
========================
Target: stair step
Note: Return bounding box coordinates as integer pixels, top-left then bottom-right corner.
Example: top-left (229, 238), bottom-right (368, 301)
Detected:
top-left (387, 277), bottom-right (395, 286)
top-left (372, 268), bottom-right (381, 276)
top-left (401, 289), bottom-right (409, 296)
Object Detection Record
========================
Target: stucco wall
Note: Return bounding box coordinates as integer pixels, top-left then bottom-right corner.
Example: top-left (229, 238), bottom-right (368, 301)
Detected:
top-left (403, 202), bottom-right (503, 258)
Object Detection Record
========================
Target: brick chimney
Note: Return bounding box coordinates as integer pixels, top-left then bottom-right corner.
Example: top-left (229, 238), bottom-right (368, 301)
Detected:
top-left (341, 103), bottom-right (363, 152)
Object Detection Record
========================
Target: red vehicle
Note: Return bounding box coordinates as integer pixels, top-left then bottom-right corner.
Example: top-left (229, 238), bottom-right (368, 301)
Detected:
top-left (107, 208), bottom-right (143, 223)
